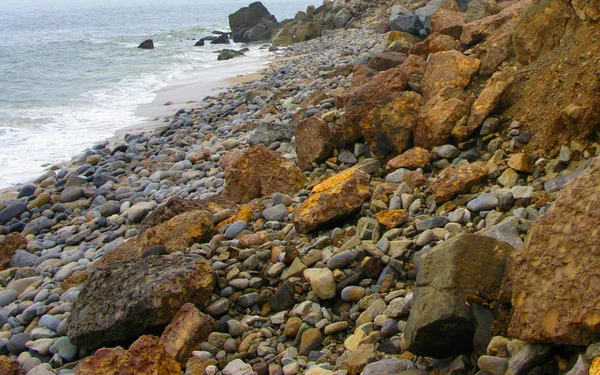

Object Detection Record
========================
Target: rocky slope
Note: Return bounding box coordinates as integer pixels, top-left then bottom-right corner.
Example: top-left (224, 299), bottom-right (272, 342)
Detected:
top-left (1, 0), bottom-right (600, 374)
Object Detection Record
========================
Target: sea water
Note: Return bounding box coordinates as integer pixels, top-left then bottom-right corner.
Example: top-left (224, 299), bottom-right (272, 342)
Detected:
top-left (0, 0), bottom-right (319, 189)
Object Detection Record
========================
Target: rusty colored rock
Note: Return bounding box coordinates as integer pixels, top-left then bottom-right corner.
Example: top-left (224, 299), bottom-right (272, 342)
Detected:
top-left (430, 9), bottom-right (465, 39)
top-left (410, 32), bottom-right (460, 57)
top-left (375, 210), bottom-right (408, 229)
top-left (454, 71), bottom-right (514, 140)
top-left (293, 169), bottom-right (371, 234)
top-left (509, 159), bottom-right (600, 345)
top-left (359, 91), bottom-right (424, 160)
top-left (507, 153), bottom-right (534, 173)
top-left (75, 335), bottom-right (181, 375)
top-left (69, 256), bottom-right (214, 350)
top-left (185, 358), bottom-right (218, 375)
top-left (367, 51), bottom-right (407, 71)
top-left (415, 87), bottom-right (474, 150)
top-left (0, 233), bottom-right (26, 271)
top-left (141, 195), bottom-right (230, 231)
top-left (340, 344), bottom-right (379, 375)
top-left (224, 144), bottom-right (305, 204)
top-left (386, 147), bottom-right (431, 172)
top-left (351, 64), bottom-right (378, 87)
top-left (421, 50), bottom-right (481, 101)
top-left (218, 150), bottom-right (243, 170)
top-left (0, 356), bottom-right (24, 375)
top-left (96, 210), bottom-right (214, 268)
top-left (430, 163), bottom-right (488, 203)
top-left (161, 303), bottom-right (214, 366)
top-left (403, 170), bottom-right (430, 191)
top-left (238, 231), bottom-right (270, 248)
top-left (295, 116), bottom-right (333, 170)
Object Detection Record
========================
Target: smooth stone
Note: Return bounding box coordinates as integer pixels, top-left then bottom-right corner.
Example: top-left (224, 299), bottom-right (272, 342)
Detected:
top-left (127, 201), bottom-right (155, 223)
top-left (39, 315), bottom-right (62, 332)
top-left (0, 202), bottom-right (28, 224)
top-left (224, 220), bottom-right (247, 240)
top-left (8, 333), bottom-right (32, 354)
top-left (327, 250), bottom-right (355, 270)
top-left (338, 151), bottom-right (358, 165)
top-left (466, 193), bottom-right (498, 212)
top-left (262, 204), bottom-right (289, 221)
top-left (415, 216), bottom-right (448, 231)
top-left (304, 268), bottom-right (336, 300)
top-left (435, 145), bottom-right (460, 159)
top-left (6, 276), bottom-right (41, 293)
top-left (49, 336), bottom-right (78, 362)
top-left (0, 290), bottom-right (19, 307)
top-left (341, 286), bottom-right (366, 302)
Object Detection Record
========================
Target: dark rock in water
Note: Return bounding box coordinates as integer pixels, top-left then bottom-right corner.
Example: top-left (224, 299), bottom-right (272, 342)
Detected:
top-left (68, 255), bottom-right (215, 350)
top-left (0, 202), bottom-right (28, 225)
top-left (194, 39), bottom-right (205, 46)
top-left (17, 185), bottom-right (36, 199)
top-left (228, 1), bottom-right (278, 43)
top-left (217, 49), bottom-right (245, 61)
top-left (141, 245), bottom-right (167, 258)
top-left (210, 34), bottom-right (230, 44)
top-left (138, 39), bottom-right (154, 49)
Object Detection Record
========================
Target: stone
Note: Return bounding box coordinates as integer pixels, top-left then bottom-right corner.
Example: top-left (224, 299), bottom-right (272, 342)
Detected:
top-left (415, 88), bottom-right (474, 150)
top-left (420, 50), bottom-right (481, 101)
top-left (127, 201), bottom-right (155, 223)
top-left (466, 193), bottom-right (498, 212)
top-left (481, 217), bottom-right (523, 250)
top-left (430, 9), bottom-right (465, 39)
top-left (263, 204), bottom-right (289, 221)
top-left (140, 195), bottom-right (222, 231)
top-left (509, 159), bottom-right (600, 345)
top-left (507, 153), bottom-right (534, 173)
top-left (295, 117), bottom-right (333, 170)
top-left (0, 356), bottom-right (24, 375)
top-left (96, 210), bottom-right (214, 267)
top-left (68, 256), bottom-right (214, 349)
top-left (161, 303), bottom-right (214, 365)
top-left (223, 358), bottom-right (254, 375)
top-left (374, 210), bottom-right (408, 229)
top-left (340, 344), bottom-right (379, 375)
top-left (334, 7), bottom-right (352, 28)
top-left (284, 317), bottom-right (303, 337)
top-left (217, 49), bottom-right (245, 61)
top-left (327, 250), bottom-right (355, 270)
top-left (138, 39), bottom-right (154, 49)
top-left (75, 335), bottom-right (180, 375)
top-left (359, 91), bottom-right (424, 160)
top-left (478, 355), bottom-right (509, 375)
top-left (430, 163), bottom-right (488, 203)
top-left (507, 344), bottom-right (551, 375)
top-left (386, 148), bottom-right (430, 172)
top-left (270, 281), bottom-right (296, 312)
top-left (27, 192), bottom-right (50, 210)
top-left (434, 144), bottom-right (460, 159)
top-left (498, 168), bottom-right (519, 188)
top-left (304, 268), bottom-right (336, 299)
top-left (362, 359), bottom-right (414, 375)
top-left (0, 233), bottom-right (26, 270)
top-left (403, 234), bottom-right (514, 357)
top-left (293, 168), bottom-right (371, 234)
top-left (367, 51), bottom-right (407, 72)
top-left (8, 333), bottom-right (31, 354)
top-left (49, 336), bottom-right (77, 362)
top-left (224, 144), bottom-right (305, 204)
top-left (60, 187), bottom-right (85, 203)
top-left (249, 121), bottom-right (295, 147)
top-left (225, 220), bottom-right (247, 239)
top-left (0, 289), bottom-right (19, 307)
top-left (0, 202), bottom-right (28, 225)
top-left (228, 2), bottom-right (277, 43)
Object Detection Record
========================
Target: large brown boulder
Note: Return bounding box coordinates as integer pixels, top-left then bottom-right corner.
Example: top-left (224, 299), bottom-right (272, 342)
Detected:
top-left (68, 256), bottom-right (214, 349)
top-left (430, 9), bottom-right (465, 39)
top-left (359, 91), bottom-right (424, 160)
top-left (295, 116), bottom-right (333, 170)
top-left (509, 159), bottom-right (600, 345)
top-left (161, 303), bottom-right (213, 366)
top-left (95, 210), bottom-right (214, 268)
top-left (224, 144), bottom-right (305, 204)
top-left (430, 163), bottom-right (488, 203)
top-left (420, 50), bottom-right (481, 101)
top-left (0, 356), bottom-right (24, 375)
top-left (75, 335), bottom-right (181, 375)
top-left (403, 234), bottom-right (514, 357)
top-left (414, 87), bottom-right (474, 150)
top-left (293, 168), bottom-right (371, 234)
top-left (0, 233), bottom-right (26, 271)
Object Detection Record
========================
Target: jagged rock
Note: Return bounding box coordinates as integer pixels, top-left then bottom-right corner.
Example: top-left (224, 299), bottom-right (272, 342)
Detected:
top-left (507, 153), bottom-right (534, 173)
top-left (95, 210), bottom-right (214, 268)
top-left (509, 159), bottom-right (600, 345)
top-left (415, 87), bottom-right (474, 149)
top-left (430, 9), bottom-right (465, 39)
top-left (386, 147), bottom-right (431, 172)
top-left (292, 21), bottom-right (323, 42)
top-left (374, 210), bottom-right (408, 229)
top-left (138, 39), bottom-right (154, 49)
top-left (0, 233), bottom-right (26, 270)
top-left (295, 116), bottom-right (333, 170)
top-left (367, 51), bottom-right (407, 71)
top-left (359, 91), bottom-right (424, 160)
top-left (224, 144), bottom-right (305, 204)
top-left (75, 335), bottom-right (181, 375)
top-left (410, 32), bottom-right (460, 56)
top-left (334, 8), bottom-right (352, 28)
top-left (217, 49), bottom-right (245, 61)
top-left (340, 344), bottom-right (379, 375)
top-left (228, 2), bottom-right (278, 43)
top-left (403, 234), bottom-right (514, 357)
top-left (141, 195), bottom-right (231, 231)
top-left (161, 303), bottom-right (214, 365)
top-left (430, 162), bottom-right (488, 203)
top-left (293, 168), bottom-right (371, 234)
top-left (420, 50), bottom-right (481, 100)
top-left (68, 256), bottom-right (214, 349)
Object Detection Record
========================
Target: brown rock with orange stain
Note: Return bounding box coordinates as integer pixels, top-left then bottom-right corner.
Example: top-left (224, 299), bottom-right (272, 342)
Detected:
top-left (160, 303), bottom-right (214, 366)
top-left (0, 233), bottom-right (26, 270)
top-left (186, 151), bottom-right (209, 164)
top-left (295, 116), bottom-right (333, 170)
top-left (410, 33), bottom-right (460, 57)
top-left (415, 87), bottom-right (474, 150)
top-left (141, 195), bottom-right (231, 231)
top-left (591, 358), bottom-right (600, 375)
top-left (367, 51), bottom-right (407, 71)
top-left (96, 210), bottom-right (214, 268)
top-left (421, 50), bottom-right (481, 101)
top-left (507, 153), bottom-right (534, 173)
top-left (454, 71), bottom-right (514, 140)
top-left (430, 163), bottom-right (487, 203)
top-left (509, 158), bottom-right (600, 345)
top-left (218, 150), bottom-right (243, 170)
top-left (0, 356), bottom-right (24, 375)
top-left (430, 9), bottom-right (465, 39)
top-left (293, 169), bottom-right (371, 234)
top-left (75, 335), bottom-right (181, 375)
top-left (359, 91), bottom-right (424, 160)
top-left (351, 64), bottom-right (378, 87)
top-left (386, 147), bottom-right (431, 172)
top-left (215, 205), bottom-right (253, 232)
top-left (224, 144), bottom-right (305, 204)
top-left (375, 210), bottom-right (409, 229)
top-left (403, 170), bottom-right (430, 191)
top-left (185, 358), bottom-right (218, 375)
top-left (238, 231), bottom-right (270, 248)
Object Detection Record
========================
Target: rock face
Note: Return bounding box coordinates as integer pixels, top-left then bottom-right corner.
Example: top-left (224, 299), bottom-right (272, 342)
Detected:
top-left (75, 335), bottom-right (181, 375)
top-left (509, 159), bottom-right (600, 345)
top-left (359, 91), bottom-right (424, 160)
top-left (68, 256), bottom-right (215, 349)
top-left (430, 163), bottom-right (488, 203)
top-left (420, 50), bottom-right (481, 100)
top-left (0, 233), bottom-right (26, 270)
top-left (293, 168), bottom-right (371, 234)
top-left (224, 144), bottom-right (305, 204)
top-left (295, 116), bottom-right (333, 170)
top-left (95, 210), bottom-right (214, 268)
top-left (403, 234), bottom-right (515, 357)
top-left (228, 2), bottom-right (278, 43)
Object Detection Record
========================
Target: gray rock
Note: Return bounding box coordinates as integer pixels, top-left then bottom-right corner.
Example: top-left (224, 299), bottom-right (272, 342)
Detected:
top-left (227, 319), bottom-right (247, 337)
top-left (0, 202), bottom-right (28, 224)
top-left (0, 290), bottom-right (19, 307)
top-left (507, 344), bottom-right (551, 375)
top-left (127, 201), bottom-right (154, 223)
top-left (434, 145), bottom-right (460, 159)
top-left (60, 187), bottom-right (85, 203)
top-left (249, 121), bottom-right (295, 147)
top-left (49, 336), bottom-right (78, 362)
top-left (480, 217), bottom-right (523, 249)
top-left (466, 193), bottom-right (498, 212)
top-left (225, 220), bottom-right (247, 239)
top-left (415, 216), bottom-right (448, 231)
top-left (39, 315), bottom-right (62, 332)
top-left (363, 359), bottom-right (414, 375)
top-left (7, 333), bottom-right (31, 354)
top-left (327, 250), bottom-right (355, 270)
top-left (334, 8), bottom-right (352, 28)
top-left (478, 355), bottom-right (509, 375)
top-left (480, 117), bottom-right (500, 136)
top-left (262, 204), bottom-right (289, 221)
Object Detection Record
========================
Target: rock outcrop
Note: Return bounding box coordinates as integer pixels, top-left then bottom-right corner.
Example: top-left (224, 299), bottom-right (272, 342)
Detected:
top-left (228, 2), bottom-right (278, 43)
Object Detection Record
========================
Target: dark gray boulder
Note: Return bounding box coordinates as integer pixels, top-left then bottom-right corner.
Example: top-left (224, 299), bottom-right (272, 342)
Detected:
top-left (0, 202), bottom-right (28, 225)
top-left (249, 121), bottom-right (295, 147)
top-left (137, 39), bottom-right (154, 49)
top-left (228, 2), bottom-right (278, 43)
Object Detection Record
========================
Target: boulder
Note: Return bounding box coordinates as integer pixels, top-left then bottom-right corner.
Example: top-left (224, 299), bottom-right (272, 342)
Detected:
top-left (138, 39), bottom-right (154, 49)
top-left (334, 8), bottom-right (352, 28)
top-left (430, 8), bottom-right (465, 39)
top-left (390, 8), bottom-right (421, 35)
top-left (217, 49), bottom-right (245, 61)
top-left (420, 50), bottom-right (481, 100)
top-left (0, 202), bottom-right (28, 225)
top-left (367, 51), bottom-right (408, 72)
top-left (95, 210), bottom-right (214, 268)
top-left (160, 303), bottom-right (214, 365)
top-left (68, 256), bottom-right (214, 349)
top-left (414, 87), bottom-right (474, 149)
top-left (224, 144), bottom-right (305, 204)
top-left (228, 2), bottom-right (278, 43)
top-left (403, 234), bottom-right (514, 357)
top-left (386, 147), bottom-right (431, 172)
top-left (141, 195), bottom-right (230, 231)
top-left (509, 159), bottom-right (600, 345)
top-left (359, 91), bottom-right (424, 160)
top-left (295, 116), bottom-right (333, 170)
top-left (272, 29), bottom-right (294, 46)
top-left (0, 233), bottom-right (26, 270)
top-left (292, 21), bottom-right (323, 42)
top-left (293, 168), bottom-right (371, 234)
top-left (430, 162), bottom-right (488, 203)
top-left (75, 335), bottom-right (180, 375)
top-left (248, 121), bottom-right (295, 146)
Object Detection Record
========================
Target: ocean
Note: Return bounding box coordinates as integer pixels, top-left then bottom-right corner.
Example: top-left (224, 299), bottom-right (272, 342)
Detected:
top-left (0, 0), bottom-right (319, 189)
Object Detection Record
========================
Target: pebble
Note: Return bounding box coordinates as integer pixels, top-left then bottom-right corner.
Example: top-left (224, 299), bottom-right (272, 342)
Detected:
top-left (224, 220), bottom-right (247, 239)
top-left (466, 193), bottom-right (499, 212)
top-left (263, 204), bottom-right (289, 221)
